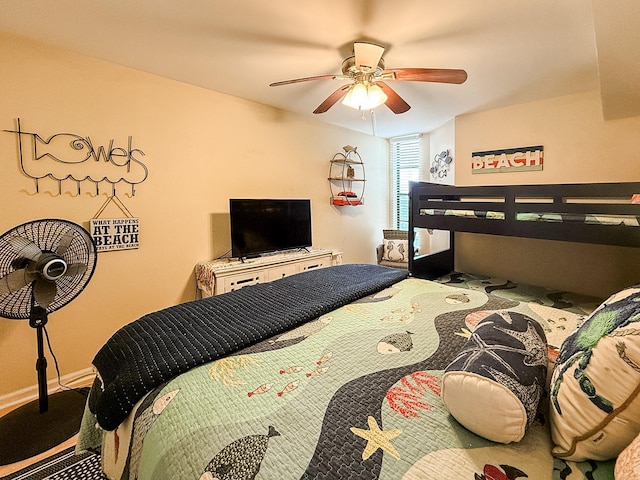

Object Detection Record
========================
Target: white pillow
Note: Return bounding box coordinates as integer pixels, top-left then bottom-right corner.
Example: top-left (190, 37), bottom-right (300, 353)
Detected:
top-left (442, 372), bottom-right (528, 443)
top-left (382, 239), bottom-right (408, 263)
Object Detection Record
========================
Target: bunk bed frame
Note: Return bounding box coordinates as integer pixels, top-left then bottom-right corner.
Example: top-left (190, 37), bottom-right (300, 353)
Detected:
top-left (408, 181), bottom-right (640, 279)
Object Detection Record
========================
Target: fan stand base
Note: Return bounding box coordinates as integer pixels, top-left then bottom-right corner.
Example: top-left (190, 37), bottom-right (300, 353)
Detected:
top-left (0, 388), bottom-right (88, 466)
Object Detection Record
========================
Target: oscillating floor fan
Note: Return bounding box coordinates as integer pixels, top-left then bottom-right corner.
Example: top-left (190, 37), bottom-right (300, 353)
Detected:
top-left (0, 219), bottom-right (97, 465)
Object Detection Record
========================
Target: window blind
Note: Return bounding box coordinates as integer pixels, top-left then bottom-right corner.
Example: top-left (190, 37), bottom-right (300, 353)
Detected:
top-left (390, 136), bottom-right (421, 230)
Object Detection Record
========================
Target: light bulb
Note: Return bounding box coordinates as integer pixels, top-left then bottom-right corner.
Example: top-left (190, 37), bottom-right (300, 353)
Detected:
top-left (342, 82), bottom-right (388, 110)
top-left (366, 84), bottom-right (388, 108)
top-left (342, 83), bottom-right (367, 109)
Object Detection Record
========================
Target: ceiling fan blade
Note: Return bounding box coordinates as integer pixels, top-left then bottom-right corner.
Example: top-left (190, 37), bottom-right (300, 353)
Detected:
top-left (354, 42), bottom-right (384, 72)
top-left (313, 85), bottom-right (352, 114)
top-left (56, 229), bottom-right (75, 255)
top-left (64, 263), bottom-right (87, 277)
top-left (0, 268), bottom-right (35, 295)
top-left (8, 236), bottom-right (43, 261)
top-left (270, 74), bottom-right (345, 87)
top-left (34, 279), bottom-right (57, 308)
top-left (376, 82), bottom-right (411, 114)
top-left (383, 68), bottom-right (468, 84)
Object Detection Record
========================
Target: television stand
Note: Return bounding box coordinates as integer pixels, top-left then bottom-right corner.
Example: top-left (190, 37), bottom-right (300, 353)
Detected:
top-left (195, 249), bottom-right (341, 297)
top-left (239, 254), bottom-right (261, 263)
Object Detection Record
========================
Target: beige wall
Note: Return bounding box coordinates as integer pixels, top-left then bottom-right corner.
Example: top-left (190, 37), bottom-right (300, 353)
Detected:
top-left (424, 120), bottom-right (456, 254)
top-left (0, 34), bottom-right (387, 397)
top-left (453, 91), bottom-right (640, 297)
top-left (428, 119), bottom-right (455, 186)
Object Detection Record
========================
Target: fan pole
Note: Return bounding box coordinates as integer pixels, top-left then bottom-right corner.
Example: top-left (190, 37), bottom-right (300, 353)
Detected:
top-left (30, 305), bottom-right (49, 413)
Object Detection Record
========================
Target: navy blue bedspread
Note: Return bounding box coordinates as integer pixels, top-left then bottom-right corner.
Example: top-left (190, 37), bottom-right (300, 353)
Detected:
top-left (90, 264), bottom-right (408, 430)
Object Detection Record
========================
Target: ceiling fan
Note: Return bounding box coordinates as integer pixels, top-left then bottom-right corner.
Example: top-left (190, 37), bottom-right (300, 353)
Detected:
top-left (270, 41), bottom-right (468, 115)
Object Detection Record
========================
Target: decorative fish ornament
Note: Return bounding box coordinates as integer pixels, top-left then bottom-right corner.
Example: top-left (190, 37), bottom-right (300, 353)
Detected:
top-left (306, 367), bottom-right (329, 377)
top-left (279, 366), bottom-right (302, 375)
top-left (475, 463), bottom-right (528, 480)
top-left (445, 293), bottom-right (470, 304)
top-left (247, 383), bottom-right (273, 397)
top-left (277, 381), bottom-right (299, 397)
top-left (377, 331), bottom-right (414, 354)
top-left (316, 352), bottom-right (332, 365)
top-left (200, 426), bottom-right (280, 480)
top-left (271, 316), bottom-right (332, 343)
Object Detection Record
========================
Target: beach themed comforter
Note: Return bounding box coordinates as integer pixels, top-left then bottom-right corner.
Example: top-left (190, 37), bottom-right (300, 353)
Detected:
top-left (77, 265), bottom-right (615, 480)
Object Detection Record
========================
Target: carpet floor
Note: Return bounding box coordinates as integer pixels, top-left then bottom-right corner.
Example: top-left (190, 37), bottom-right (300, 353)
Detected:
top-left (1, 447), bottom-right (104, 480)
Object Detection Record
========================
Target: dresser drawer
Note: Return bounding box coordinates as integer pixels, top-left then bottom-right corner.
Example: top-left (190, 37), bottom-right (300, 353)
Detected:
top-left (219, 271), bottom-right (267, 293)
top-left (296, 258), bottom-right (328, 272)
top-left (267, 263), bottom-right (298, 281)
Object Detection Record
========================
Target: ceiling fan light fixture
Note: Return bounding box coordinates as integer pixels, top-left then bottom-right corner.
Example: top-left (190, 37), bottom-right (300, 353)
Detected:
top-left (271, 40), bottom-right (467, 116)
top-left (342, 82), bottom-right (388, 110)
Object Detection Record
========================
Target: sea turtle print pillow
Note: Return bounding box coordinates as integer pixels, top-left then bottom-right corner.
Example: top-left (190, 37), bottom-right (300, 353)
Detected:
top-left (550, 286), bottom-right (640, 461)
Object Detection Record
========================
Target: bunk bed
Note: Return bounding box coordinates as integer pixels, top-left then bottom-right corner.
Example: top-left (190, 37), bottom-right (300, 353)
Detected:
top-left (409, 181), bottom-right (640, 279)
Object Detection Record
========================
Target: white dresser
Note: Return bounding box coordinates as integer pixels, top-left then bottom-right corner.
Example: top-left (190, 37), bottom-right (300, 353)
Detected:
top-left (195, 249), bottom-right (342, 297)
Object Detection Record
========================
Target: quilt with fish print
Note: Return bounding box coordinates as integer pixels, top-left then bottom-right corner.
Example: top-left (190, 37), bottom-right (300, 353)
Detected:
top-left (88, 264), bottom-right (409, 431)
top-left (77, 272), bottom-right (615, 480)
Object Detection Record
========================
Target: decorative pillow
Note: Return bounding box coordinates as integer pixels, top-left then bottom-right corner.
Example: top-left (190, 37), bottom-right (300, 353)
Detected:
top-left (382, 239), bottom-right (409, 263)
top-left (442, 311), bottom-right (547, 443)
top-left (616, 431), bottom-right (640, 479)
top-left (550, 286), bottom-right (640, 461)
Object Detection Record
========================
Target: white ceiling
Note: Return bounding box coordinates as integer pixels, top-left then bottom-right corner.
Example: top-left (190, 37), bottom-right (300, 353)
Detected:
top-left (1, 0), bottom-right (638, 138)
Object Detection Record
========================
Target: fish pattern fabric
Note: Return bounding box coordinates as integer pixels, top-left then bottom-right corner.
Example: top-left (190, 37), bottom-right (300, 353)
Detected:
top-left (77, 276), bottom-right (616, 480)
top-left (434, 271), bottom-right (601, 315)
top-left (88, 264), bottom-right (409, 431)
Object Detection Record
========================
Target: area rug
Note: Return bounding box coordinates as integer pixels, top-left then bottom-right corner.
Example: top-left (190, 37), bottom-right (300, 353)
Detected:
top-left (2, 447), bottom-right (104, 480)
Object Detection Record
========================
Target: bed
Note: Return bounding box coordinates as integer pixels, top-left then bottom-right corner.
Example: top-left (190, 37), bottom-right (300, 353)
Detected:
top-left (77, 181), bottom-right (640, 480)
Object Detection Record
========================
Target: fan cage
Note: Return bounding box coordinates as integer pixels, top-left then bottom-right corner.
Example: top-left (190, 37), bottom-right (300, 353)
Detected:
top-left (0, 219), bottom-right (97, 319)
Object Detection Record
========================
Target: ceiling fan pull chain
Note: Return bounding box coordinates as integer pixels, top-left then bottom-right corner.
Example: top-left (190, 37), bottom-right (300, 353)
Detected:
top-left (370, 109), bottom-right (377, 137)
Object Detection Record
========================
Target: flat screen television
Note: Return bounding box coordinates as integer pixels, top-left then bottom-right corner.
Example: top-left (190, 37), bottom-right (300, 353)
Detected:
top-left (230, 198), bottom-right (312, 259)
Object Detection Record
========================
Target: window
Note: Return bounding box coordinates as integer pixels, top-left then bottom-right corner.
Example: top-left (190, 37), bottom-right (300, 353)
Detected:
top-left (389, 135), bottom-right (421, 230)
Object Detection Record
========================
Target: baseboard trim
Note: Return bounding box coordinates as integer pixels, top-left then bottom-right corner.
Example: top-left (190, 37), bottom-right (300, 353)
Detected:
top-left (0, 367), bottom-right (95, 411)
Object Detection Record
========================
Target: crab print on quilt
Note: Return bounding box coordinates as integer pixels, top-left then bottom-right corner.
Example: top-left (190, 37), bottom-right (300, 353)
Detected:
top-left (86, 278), bottom-right (616, 480)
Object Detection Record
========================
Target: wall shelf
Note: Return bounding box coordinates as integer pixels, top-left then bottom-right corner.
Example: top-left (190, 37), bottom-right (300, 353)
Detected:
top-left (328, 146), bottom-right (365, 206)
